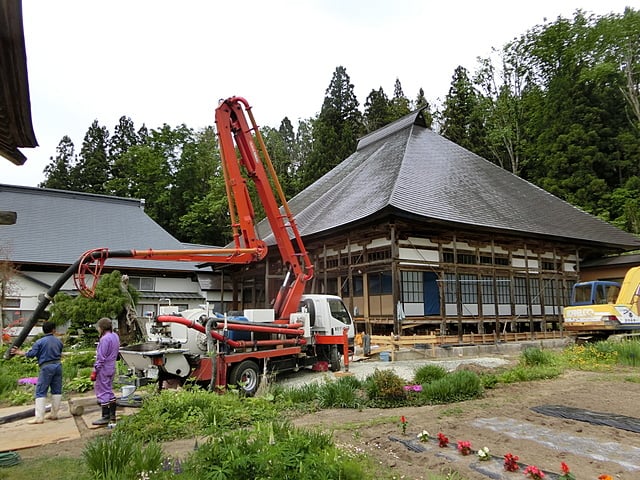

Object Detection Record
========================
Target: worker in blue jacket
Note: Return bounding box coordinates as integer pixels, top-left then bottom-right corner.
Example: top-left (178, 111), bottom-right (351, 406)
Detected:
top-left (11, 321), bottom-right (64, 424)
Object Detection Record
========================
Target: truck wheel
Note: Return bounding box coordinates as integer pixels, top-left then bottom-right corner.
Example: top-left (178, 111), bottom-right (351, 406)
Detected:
top-left (329, 345), bottom-right (341, 372)
top-left (229, 360), bottom-right (260, 396)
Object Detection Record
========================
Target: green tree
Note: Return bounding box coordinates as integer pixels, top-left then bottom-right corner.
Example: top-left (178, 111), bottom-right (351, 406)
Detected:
top-left (363, 87), bottom-right (393, 133)
top-left (474, 50), bottom-right (527, 175)
top-left (513, 10), bottom-right (635, 217)
top-left (302, 66), bottom-right (363, 188)
top-left (172, 126), bottom-right (220, 242)
top-left (71, 120), bottom-right (111, 193)
top-left (49, 271), bottom-right (140, 345)
top-left (440, 66), bottom-right (488, 157)
top-left (40, 136), bottom-right (75, 189)
top-left (389, 78), bottom-right (411, 119)
top-left (107, 116), bottom-right (141, 196)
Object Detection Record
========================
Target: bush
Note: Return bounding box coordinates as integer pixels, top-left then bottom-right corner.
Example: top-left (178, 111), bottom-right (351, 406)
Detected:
top-left (521, 347), bottom-right (556, 367)
top-left (316, 376), bottom-right (363, 409)
top-left (364, 369), bottom-right (406, 406)
top-left (420, 370), bottom-right (483, 404)
top-left (413, 364), bottom-right (447, 385)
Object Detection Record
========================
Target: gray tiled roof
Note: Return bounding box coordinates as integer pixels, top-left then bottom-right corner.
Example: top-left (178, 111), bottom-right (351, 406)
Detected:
top-left (262, 110), bottom-right (640, 250)
top-left (0, 184), bottom-right (202, 271)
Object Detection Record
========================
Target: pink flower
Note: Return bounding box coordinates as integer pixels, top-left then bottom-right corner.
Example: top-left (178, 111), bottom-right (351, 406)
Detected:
top-left (523, 465), bottom-right (545, 480)
top-left (457, 440), bottom-right (472, 456)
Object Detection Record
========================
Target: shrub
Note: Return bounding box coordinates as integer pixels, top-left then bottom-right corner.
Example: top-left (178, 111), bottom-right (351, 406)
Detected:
top-left (316, 376), bottom-right (363, 409)
top-left (521, 347), bottom-right (556, 367)
top-left (364, 369), bottom-right (406, 405)
top-left (421, 370), bottom-right (483, 404)
top-left (413, 364), bottom-right (447, 385)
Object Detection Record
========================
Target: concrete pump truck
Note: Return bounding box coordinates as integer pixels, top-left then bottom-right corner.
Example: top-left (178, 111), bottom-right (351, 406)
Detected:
top-left (6, 97), bottom-right (355, 395)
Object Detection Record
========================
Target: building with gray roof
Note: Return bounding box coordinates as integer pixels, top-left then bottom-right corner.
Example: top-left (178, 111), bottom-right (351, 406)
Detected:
top-left (0, 184), bottom-right (230, 332)
top-left (243, 109), bottom-right (640, 336)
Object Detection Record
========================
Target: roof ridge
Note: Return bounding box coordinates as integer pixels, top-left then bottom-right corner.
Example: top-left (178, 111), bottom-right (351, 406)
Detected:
top-left (357, 108), bottom-right (428, 151)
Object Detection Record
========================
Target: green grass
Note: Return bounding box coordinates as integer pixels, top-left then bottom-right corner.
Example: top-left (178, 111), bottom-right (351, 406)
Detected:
top-left (0, 456), bottom-right (89, 480)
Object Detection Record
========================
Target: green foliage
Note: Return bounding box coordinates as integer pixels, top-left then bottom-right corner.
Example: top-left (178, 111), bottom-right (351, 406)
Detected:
top-left (413, 364), bottom-right (448, 385)
top-left (276, 382), bottom-right (322, 407)
top-left (364, 368), bottom-right (406, 405)
top-left (611, 339), bottom-right (640, 367)
top-left (420, 370), bottom-right (483, 404)
top-left (496, 365), bottom-right (563, 383)
top-left (83, 430), bottom-right (163, 480)
top-left (185, 420), bottom-right (366, 480)
top-left (115, 388), bottom-right (281, 442)
top-left (0, 456), bottom-right (89, 480)
top-left (48, 271), bottom-right (138, 344)
top-left (560, 342), bottom-right (618, 370)
top-left (316, 376), bottom-right (363, 409)
top-left (521, 347), bottom-right (557, 367)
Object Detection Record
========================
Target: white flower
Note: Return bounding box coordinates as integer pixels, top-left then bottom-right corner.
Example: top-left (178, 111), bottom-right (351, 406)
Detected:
top-left (417, 430), bottom-right (430, 442)
top-left (477, 446), bottom-right (491, 460)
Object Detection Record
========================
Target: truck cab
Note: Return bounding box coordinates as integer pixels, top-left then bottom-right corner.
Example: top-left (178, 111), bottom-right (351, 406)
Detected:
top-left (570, 281), bottom-right (620, 306)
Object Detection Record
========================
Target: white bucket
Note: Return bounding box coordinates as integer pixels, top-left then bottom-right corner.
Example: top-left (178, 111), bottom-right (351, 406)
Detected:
top-left (121, 385), bottom-right (136, 398)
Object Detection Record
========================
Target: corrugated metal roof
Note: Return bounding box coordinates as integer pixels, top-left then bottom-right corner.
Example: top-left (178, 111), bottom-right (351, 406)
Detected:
top-left (0, 184), bottom-right (203, 271)
top-left (260, 110), bottom-right (640, 250)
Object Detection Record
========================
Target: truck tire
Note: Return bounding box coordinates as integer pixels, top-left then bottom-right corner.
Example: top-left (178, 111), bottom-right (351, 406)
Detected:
top-left (229, 360), bottom-right (260, 396)
top-left (329, 345), bottom-right (341, 372)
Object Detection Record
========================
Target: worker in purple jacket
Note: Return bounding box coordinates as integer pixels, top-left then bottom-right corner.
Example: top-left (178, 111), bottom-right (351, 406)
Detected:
top-left (90, 317), bottom-right (120, 426)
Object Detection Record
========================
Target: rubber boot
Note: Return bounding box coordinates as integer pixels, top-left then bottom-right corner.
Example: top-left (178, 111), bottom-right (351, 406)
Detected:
top-left (46, 394), bottom-right (62, 420)
top-left (92, 404), bottom-right (111, 426)
top-left (108, 399), bottom-right (117, 425)
top-left (28, 397), bottom-right (46, 424)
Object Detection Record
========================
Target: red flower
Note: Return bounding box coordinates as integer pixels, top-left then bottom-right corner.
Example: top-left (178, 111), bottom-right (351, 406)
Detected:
top-left (400, 416), bottom-right (406, 423)
top-left (456, 440), bottom-right (472, 456)
top-left (437, 432), bottom-right (449, 448)
top-left (560, 462), bottom-right (570, 474)
top-left (503, 453), bottom-right (520, 472)
top-left (523, 465), bottom-right (545, 479)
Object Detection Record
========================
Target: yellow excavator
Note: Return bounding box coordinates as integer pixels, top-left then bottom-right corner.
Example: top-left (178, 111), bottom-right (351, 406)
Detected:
top-left (563, 266), bottom-right (640, 338)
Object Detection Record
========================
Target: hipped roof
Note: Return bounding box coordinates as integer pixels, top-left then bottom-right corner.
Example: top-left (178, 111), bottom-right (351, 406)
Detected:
top-left (263, 110), bottom-right (640, 250)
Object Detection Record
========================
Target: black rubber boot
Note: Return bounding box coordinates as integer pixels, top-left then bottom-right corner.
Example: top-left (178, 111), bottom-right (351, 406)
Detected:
top-left (108, 400), bottom-right (117, 424)
top-left (92, 404), bottom-right (110, 426)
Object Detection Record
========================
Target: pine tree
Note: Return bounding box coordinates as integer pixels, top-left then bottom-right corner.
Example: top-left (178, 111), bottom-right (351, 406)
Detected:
top-left (440, 66), bottom-right (488, 157)
top-left (363, 87), bottom-right (393, 132)
top-left (40, 136), bottom-right (75, 189)
top-left (302, 66), bottom-right (363, 188)
top-left (71, 120), bottom-right (110, 193)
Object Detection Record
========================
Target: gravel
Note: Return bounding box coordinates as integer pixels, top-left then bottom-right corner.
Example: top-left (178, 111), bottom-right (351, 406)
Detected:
top-left (273, 355), bottom-right (512, 389)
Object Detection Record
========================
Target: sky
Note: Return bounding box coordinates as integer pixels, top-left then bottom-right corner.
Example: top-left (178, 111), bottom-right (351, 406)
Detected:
top-left (1, 0), bottom-right (636, 187)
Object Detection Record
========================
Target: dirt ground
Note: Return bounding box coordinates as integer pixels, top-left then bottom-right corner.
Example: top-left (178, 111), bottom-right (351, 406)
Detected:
top-left (13, 360), bottom-right (640, 480)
